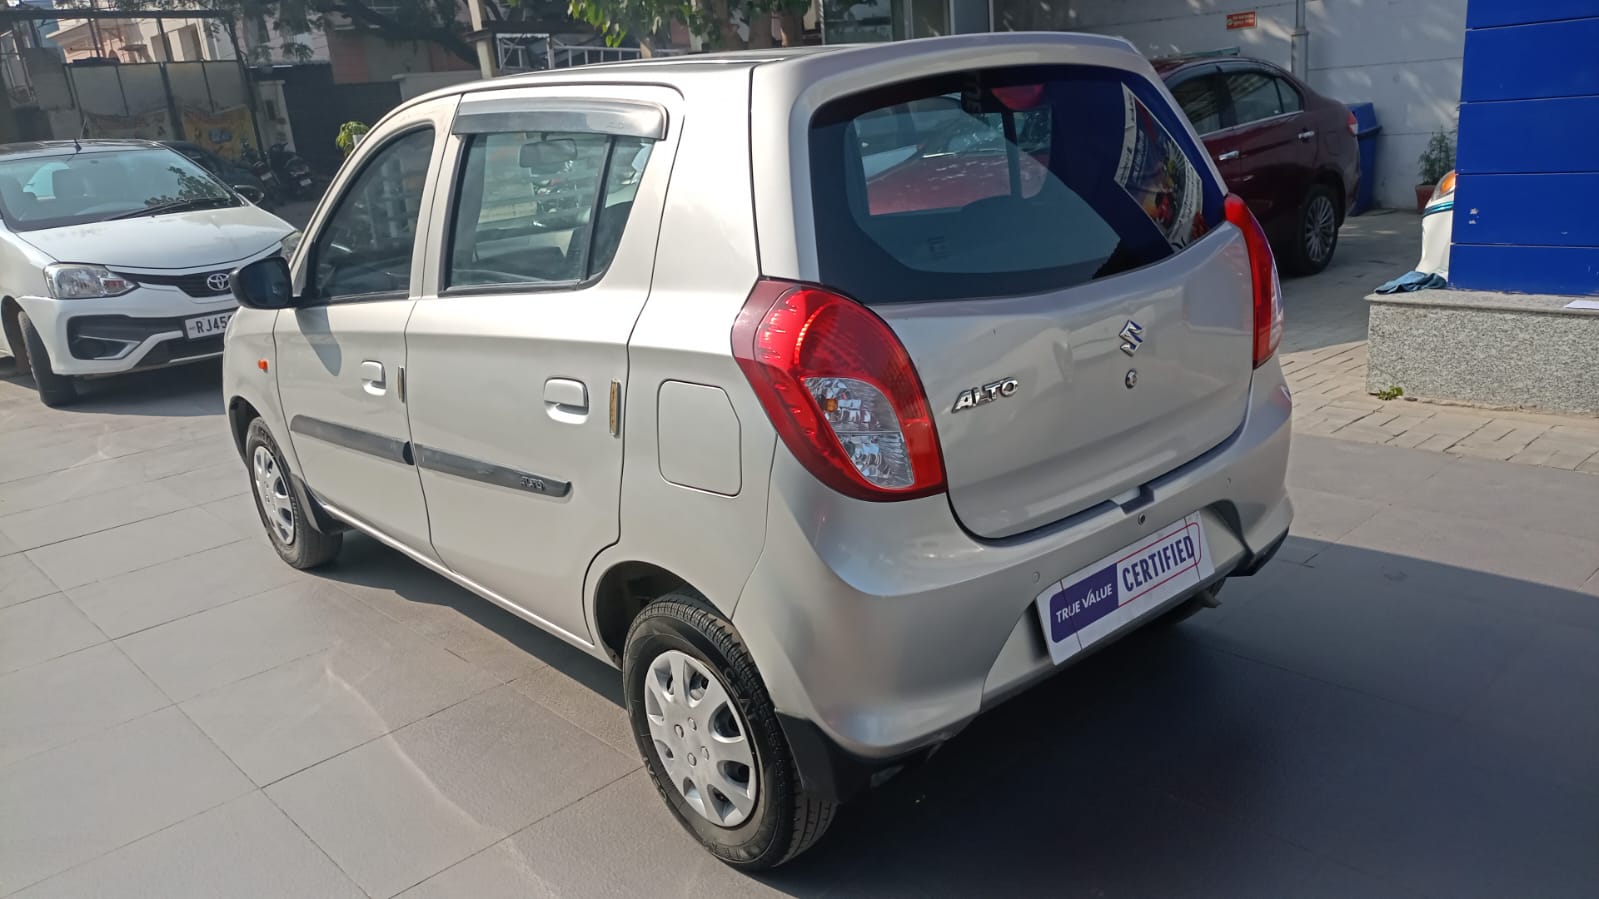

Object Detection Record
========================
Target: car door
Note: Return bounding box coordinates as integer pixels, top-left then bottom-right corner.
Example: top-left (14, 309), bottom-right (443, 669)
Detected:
top-left (403, 86), bottom-right (678, 642)
top-left (1216, 68), bottom-right (1307, 233)
top-left (273, 98), bottom-right (455, 555)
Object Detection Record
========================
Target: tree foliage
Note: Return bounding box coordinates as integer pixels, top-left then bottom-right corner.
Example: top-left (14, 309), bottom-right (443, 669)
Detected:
top-left (561, 0), bottom-right (808, 51)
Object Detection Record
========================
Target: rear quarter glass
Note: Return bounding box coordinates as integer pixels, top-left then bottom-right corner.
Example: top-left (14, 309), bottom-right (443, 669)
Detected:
top-left (808, 64), bottom-right (1226, 305)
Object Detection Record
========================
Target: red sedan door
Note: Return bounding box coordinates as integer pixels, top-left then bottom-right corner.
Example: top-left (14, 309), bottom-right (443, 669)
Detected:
top-left (1214, 68), bottom-right (1314, 237)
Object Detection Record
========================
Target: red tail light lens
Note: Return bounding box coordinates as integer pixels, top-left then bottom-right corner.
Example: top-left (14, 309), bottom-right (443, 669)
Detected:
top-left (732, 279), bottom-right (946, 501)
top-left (1224, 194), bottom-right (1284, 367)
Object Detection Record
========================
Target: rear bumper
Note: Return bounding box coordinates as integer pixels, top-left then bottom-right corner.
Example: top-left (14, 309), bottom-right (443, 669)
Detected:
top-left (734, 360), bottom-right (1294, 798)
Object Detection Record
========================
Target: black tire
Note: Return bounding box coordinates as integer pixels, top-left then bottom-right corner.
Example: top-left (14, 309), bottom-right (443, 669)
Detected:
top-left (243, 418), bottom-right (342, 569)
top-left (17, 311), bottom-right (76, 407)
top-left (1282, 183), bottom-right (1341, 276)
top-left (624, 592), bottom-right (835, 870)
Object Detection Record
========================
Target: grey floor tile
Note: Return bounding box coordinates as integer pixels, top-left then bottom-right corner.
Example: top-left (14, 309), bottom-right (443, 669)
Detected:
top-left (0, 706), bottom-right (253, 893)
top-left (1334, 504), bottom-right (1599, 589)
top-left (0, 528), bottom-right (18, 557)
top-left (67, 538), bottom-right (304, 639)
top-left (400, 771), bottom-right (780, 899)
top-left (24, 507), bottom-right (239, 590)
top-left (510, 650), bottom-right (633, 756)
top-left (1285, 485), bottom-right (1386, 543)
top-left (0, 553), bottom-right (57, 609)
top-left (0, 642), bottom-right (168, 768)
top-left (0, 482), bottom-right (192, 552)
top-left (11, 791), bottom-right (363, 899)
top-left (155, 460), bottom-right (250, 506)
top-left (267, 685), bottom-right (636, 899)
top-left (0, 594), bottom-right (105, 674)
top-left (116, 580), bottom-right (409, 702)
top-left (183, 636), bottom-right (498, 786)
top-left (1409, 455), bottom-right (1599, 541)
top-left (201, 494), bottom-right (271, 539)
top-left (1287, 434), bottom-right (1454, 504)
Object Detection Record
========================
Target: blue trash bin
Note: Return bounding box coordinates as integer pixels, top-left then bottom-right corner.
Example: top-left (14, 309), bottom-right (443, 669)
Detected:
top-left (1347, 102), bottom-right (1380, 215)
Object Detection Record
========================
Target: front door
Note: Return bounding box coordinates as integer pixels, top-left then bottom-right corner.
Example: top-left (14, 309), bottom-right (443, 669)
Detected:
top-left (1215, 68), bottom-right (1305, 233)
top-left (402, 87), bottom-right (676, 641)
top-left (274, 101), bottom-right (454, 553)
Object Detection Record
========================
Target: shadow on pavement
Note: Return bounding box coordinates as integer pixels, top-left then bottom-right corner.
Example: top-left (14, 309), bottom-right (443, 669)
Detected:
top-left (320, 525), bottom-right (1599, 899)
top-left (0, 357), bottom-right (223, 418)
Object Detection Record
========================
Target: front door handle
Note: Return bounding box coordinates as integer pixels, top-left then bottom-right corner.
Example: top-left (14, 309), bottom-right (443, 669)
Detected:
top-left (1216, 149), bottom-right (1240, 161)
top-left (360, 360), bottom-right (386, 396)
top-left (544, 377), bottom-right (588, 422)
top-left (1297, 129), bottom-right (1316, 141)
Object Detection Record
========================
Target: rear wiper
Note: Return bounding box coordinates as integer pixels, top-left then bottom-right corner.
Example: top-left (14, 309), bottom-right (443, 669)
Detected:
top-left (108, 196), bottom-right (233, 220)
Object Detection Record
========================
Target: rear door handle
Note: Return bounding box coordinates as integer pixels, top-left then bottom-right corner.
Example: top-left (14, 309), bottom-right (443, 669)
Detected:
top-left (360, 360), bottom-right (386, 396)
top-left (544, 377), bottom-right (588, 422)
top-left (1216, 150), bottom-right (1240, 161)
top-left (1297, 130), bottom-right (1316, 141)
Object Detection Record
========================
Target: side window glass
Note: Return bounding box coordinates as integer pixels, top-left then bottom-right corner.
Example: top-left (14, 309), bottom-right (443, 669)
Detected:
top-left (1275, 77), bottom-right (1304, 114)
top-left (1226, 71), bottom-right (1285, 125)
top-left (1170, 76), bottom-right (1224, 134)
top-left (312, 128), bottom-right (434, 303)
top-left (446, 131), bottom-right (652, 290)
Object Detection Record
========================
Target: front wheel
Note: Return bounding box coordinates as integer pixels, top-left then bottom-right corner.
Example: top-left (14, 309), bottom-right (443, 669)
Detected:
top-left (1283, 184), bottom-right (1340, 276)
top-left (244, 418), bottom-right (341, 569)
top-left (624, 593), bottom-right (835, 870)
top-left (17, 310), bottom-right (76, 407)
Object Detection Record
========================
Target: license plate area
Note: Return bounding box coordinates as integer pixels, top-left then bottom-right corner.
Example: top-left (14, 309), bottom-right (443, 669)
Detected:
top-left (1034, 513), bottom-right (1214, 665)
top-left (184, 311), bottom-right (233, 340)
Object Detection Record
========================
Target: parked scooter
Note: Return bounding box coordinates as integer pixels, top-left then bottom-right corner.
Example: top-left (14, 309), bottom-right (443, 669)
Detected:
top-left (240, 142), bottom-right (283, 205)
top-left (268, 143), bottom-right (317, 200)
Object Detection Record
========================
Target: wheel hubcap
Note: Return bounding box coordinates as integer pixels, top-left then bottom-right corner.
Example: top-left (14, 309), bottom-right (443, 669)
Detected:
top-left (1305, 195), bottom-right (1337, 264)
top-left (643, 649), bottom-right (757, 827)
top-left (252, 445), bottom-right (295, 545)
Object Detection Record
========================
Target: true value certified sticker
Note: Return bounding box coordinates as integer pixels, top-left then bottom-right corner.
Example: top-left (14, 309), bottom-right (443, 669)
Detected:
top-left (1034, 513), bottom-right (1215, 665)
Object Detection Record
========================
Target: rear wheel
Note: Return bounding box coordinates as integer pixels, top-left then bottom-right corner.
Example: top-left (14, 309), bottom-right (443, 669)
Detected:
top-left (1283, 184), bottom-right (1340, 276)
top-left (244, 418), bottom-right (341, 569)
top-left (624, 593), bottom-right (835, 870)
top-left (17, 311), bottom-right (76, 407)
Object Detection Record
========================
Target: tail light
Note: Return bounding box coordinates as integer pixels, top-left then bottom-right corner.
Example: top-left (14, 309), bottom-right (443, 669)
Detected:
top-left (732, 279), bottom-right (946, 501)
top-left (1346, 110), bottom-right (1358, 137)
top-left (1224, 194), bottom-right (1284, 367)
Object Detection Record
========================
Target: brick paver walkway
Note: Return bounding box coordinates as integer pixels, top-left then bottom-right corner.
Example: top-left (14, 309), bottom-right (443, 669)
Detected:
top-left (1280, 211), bottom-right (1599, 473)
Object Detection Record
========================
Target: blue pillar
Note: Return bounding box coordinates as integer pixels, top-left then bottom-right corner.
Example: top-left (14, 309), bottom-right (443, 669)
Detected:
top-left (1452, 0), bottom-right (1599, 295)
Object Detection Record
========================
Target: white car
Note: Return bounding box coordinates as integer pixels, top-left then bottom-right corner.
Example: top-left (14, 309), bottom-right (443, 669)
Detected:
top-left (0, 139), bottom-right (294, 406)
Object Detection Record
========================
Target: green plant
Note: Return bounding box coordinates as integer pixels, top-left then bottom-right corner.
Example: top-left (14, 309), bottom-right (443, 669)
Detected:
top-left (1376, 385), bottom-right (1405, 401)
top-left (1417, 131), bottom-right (1456, 185)
top-left (336, 122), bottom-right (369, 158)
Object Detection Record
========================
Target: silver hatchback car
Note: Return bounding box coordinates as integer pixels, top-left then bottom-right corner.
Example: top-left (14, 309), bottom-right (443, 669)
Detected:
top-left (223, 32), bottom-right (1292, 869)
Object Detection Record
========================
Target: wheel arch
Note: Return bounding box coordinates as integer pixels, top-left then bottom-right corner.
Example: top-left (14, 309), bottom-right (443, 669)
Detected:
top-left (1315, 168), bottom-right (1347, 224)
top-left (227, 395), bottom-right (260, 461)
top-left (2, 296), bottom-right (23, 362)
top-left (592, 559), bottom-right (701, 665)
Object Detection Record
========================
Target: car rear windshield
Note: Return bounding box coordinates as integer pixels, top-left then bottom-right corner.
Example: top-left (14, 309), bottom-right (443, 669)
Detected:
top-left (809, 64), bottom-right (1225, 304)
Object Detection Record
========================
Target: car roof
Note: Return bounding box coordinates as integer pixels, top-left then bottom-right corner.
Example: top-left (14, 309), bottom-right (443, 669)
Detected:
top-left (0, 139), bottom-right (165, 161)
top-left (1150, 54), bottom-right (1292, 79)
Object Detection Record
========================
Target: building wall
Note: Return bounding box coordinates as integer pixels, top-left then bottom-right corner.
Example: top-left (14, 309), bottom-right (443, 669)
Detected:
top-left (990, 0), bottom-right (1468, 209)
top-left (326, 30), bottom-right (472, 85)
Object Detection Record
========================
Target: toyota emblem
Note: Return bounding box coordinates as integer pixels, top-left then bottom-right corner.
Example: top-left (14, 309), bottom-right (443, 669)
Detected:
top-left (206, 272), bottom-right (231, 293)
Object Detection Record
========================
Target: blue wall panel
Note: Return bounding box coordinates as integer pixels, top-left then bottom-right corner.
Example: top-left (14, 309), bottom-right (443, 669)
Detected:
top-left (1455, 174), bottom-right (1599, 246)
top-left (1451, 245), bottom-right (1599, 296)
top-left (1461, 17), bottom-right (1599, 101)
top-left (1456, 96), bottom-right (1599, 174)
top-left (1468, 0), bottom-right (1599, 28)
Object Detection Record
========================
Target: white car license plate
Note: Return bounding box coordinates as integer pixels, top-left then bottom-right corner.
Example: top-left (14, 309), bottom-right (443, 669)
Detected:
top-left (1035, 513), bottom-right (1214, 665)
top-left (185, 311), bottom-right (233, 340)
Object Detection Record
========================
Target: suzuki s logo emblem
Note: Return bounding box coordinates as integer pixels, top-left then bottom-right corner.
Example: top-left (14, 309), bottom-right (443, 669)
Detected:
top-left (1119, 320), bottom-right (1144, 356)
top-left (951, 377), bottom-right (1019, 413)
top-left (206, 272), bottom-right (231, 293)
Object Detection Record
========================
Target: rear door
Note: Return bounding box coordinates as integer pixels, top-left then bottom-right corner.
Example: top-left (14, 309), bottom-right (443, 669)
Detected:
top-left (1216, 67), bottom-right (1308, 231)
top-left (402, 87), bottom-right (676, 641)
top-left (804, 63), bottom-right (1256, 539)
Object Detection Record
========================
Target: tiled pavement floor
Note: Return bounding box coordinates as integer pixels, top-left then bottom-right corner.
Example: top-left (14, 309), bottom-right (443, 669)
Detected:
top-left (1282, 211), bottom-right (1599, 471)
top-left (3, 222), bottom-right (1599, 896)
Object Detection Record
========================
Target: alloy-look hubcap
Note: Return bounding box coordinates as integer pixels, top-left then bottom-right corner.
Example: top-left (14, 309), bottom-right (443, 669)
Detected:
top-left (252, 445), bottom-right (296, 545)
top-left (643, 649), bottom-right (758, 827)
top-left (1305, 194), bottom-right (1337, 264)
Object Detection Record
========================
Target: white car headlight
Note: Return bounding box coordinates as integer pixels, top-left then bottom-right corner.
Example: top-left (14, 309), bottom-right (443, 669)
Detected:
top-left (279, 231), bottom-right (302, 260)
top-left (44, 264), bottom-right (137, 299)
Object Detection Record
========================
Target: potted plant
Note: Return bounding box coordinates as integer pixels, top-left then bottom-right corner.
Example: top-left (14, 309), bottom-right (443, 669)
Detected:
top-left (336, 121), bottom-right (369, 158)
top-left (1417, 130), bottom-right (1456, 212)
